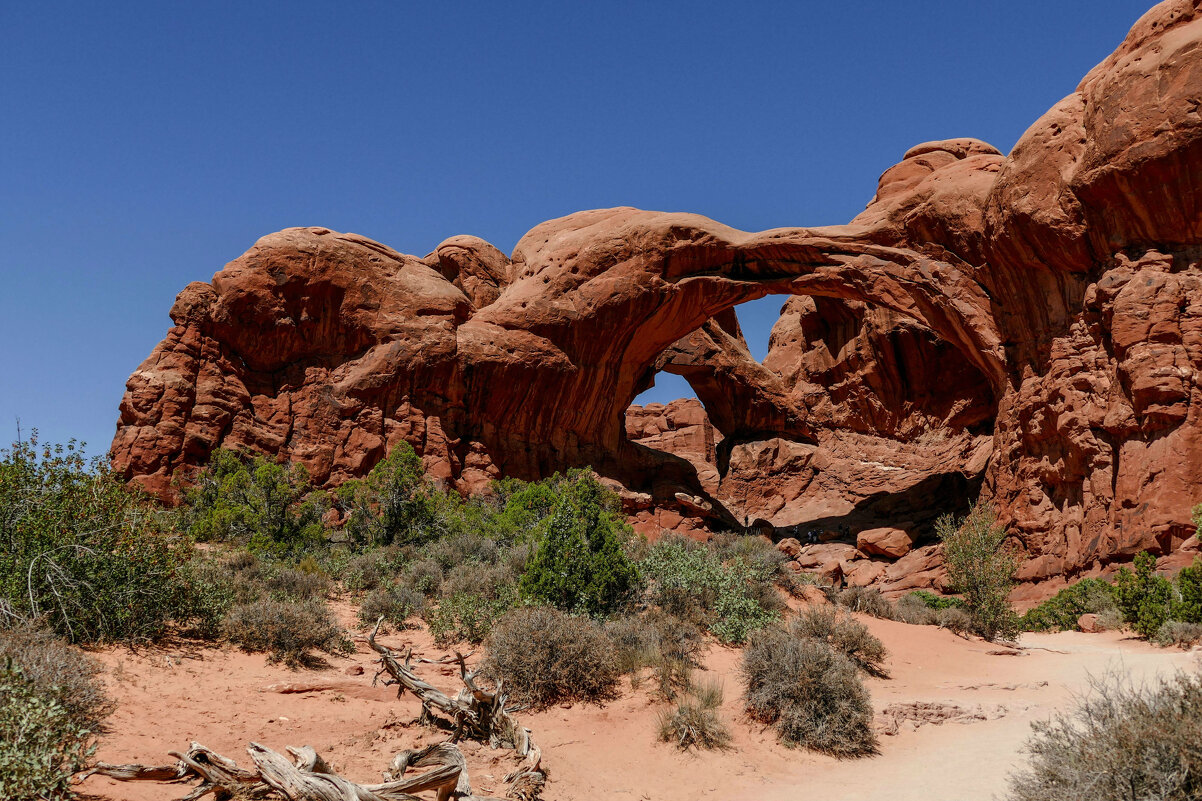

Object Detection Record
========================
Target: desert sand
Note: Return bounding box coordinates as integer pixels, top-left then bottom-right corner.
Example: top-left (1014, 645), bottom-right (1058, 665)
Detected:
top-left (78, 603), bottom-right (1199, 801)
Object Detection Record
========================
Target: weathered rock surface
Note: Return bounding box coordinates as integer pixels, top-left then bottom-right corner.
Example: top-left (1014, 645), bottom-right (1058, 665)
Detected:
top-left (113, 1), bottom-right (1202, 596)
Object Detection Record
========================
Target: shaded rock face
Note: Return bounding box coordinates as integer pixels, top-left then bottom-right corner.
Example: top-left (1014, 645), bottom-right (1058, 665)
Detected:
top-left (114, 1), bottom-right (1202, 593)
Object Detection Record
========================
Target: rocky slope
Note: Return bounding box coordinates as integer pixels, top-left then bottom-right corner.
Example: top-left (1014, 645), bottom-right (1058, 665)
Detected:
top-left (113, 0), bottom-right (1202, 594)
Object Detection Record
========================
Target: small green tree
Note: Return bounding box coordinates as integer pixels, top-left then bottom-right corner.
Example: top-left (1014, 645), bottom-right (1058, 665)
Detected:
top-left (518, 471), bottom-right (639, 617)
top-left (336, 443), bottom-right (439, 546)
top-left (937, 501), bottom-right (1020, 642)
top-left (1114, 551), bottom-right (1173, 638)
top-left (1172, 557), bottom-right (1202, 624)
top-left (178, 448), bottom-right (325, 555)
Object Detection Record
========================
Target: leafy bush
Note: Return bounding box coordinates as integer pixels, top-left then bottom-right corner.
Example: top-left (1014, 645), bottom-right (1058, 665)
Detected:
top-left (519, 472), bottom-right (640, 617)
top-left (1007, 671), bottom-right (1202, 801)
top-left (483, 606), bottom-right (619, 709)
top-left (639, 536), bottom-right (778, 644)
top-left (658, 678), bottom-right (731, 751)
top-left (742, 626), bottom-right (878, 758)
top-left (358, 583), bottom-right (424, 631)
top-left (1021, 577), bottom-right (1118, 632)
top-left (423, 591), bottom-right (516, 646)
top-left (0, 435), bottom-right (192, 643)
top-left (403, 558), bottom-right (445, 597)
top-left (937, 502), bottom-right (1020, 642)
top-left (908, 589), bottom-right (964, 611)
top-left (1114, 551), bottom-right (1174, 639)
top-left (789, 606), bottom-right (889, 678)
top-left (835, 586), bottom-right (896, 620)
top-left (177, 448), bottom-right (326, 556)
top-left (0, 622), bottom-right (114, 732)
top-left (0, 663), bottom-right (97, 801)
top-left (1153, 621), bottom-right (1202, 649)
top-left (221, 598), bottom-right (353, 668)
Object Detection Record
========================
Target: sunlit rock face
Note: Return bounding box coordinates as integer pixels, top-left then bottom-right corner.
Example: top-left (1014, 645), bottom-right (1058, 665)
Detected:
top-left (114, 0), bottom-right (1202, 594)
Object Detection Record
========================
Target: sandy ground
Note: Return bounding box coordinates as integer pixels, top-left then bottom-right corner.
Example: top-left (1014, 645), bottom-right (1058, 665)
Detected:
top-left (78, 604), bottom-right (1200, 801)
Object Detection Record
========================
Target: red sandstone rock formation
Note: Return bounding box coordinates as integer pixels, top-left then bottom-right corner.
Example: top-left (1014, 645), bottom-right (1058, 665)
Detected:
top-left (113, 0), bottom-right (1202, 594)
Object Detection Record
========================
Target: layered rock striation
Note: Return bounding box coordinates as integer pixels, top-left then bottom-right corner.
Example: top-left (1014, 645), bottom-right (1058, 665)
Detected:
top-left (114, 0), bottom-right (1202, 593)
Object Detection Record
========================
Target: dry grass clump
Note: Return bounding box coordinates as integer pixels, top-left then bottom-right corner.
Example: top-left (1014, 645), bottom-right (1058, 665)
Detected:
top-left (607, 610), bottom-right (705, 700)
top-left (483, 606), bottom-right (619, 709)
top-left (894, 593), bottom-right (938, 625)
top-left (935, 606), bottom-right (973, 635)
top-left (835, 586), bottom-right (896, 620)
top-left (221, 598), bottom-right (354, 668)
top-left (742, 625), bottom-right (878, 758)
top-left (0, 622), bottom-right (114, 731)
top-left (658, 678), bottom-right (732, 751)
top-left (789, 606), bottom-right (890, 678)
top-left (1007, 671), bottom-right (1202, 801)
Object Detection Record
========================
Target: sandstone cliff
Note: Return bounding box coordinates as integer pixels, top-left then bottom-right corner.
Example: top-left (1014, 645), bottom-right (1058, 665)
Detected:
top-left (113, 0), bottom-right (1202, 594)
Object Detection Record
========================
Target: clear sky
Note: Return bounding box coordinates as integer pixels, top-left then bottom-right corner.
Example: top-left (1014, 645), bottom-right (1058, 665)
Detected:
top-left (0, 1), bottom-right (1150, 458)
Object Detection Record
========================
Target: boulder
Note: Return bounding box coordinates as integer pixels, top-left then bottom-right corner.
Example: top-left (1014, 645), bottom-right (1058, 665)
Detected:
top-left (857, 526), bottom-right (917, 559)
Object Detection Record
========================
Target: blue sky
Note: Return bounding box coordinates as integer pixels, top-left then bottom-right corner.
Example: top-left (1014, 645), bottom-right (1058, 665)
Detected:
top-left (0, 1), bottom-right (1148, 457)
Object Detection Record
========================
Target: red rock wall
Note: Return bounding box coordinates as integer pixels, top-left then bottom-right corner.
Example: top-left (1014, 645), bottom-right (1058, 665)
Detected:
top-left (113, 1), bottom-right (1202, 594)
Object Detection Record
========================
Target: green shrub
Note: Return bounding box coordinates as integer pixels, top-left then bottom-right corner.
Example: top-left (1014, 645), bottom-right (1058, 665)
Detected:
top-left (1114, 551), bottom-right (1173, 639)
top-left (177, 448), bottom-right (326, 557)
top-left (0, 435), bottom-right (192, 644)
top-left (1021, 578), bottom-right (1118, 632)
top-left (403, 557), bottom-right (445, 597)
top-left (742, 626), bottom-right (878, 757)
top-left (519, 472), bottom-right (640, 617)
top-left (1171, 557), bottom-right (1202, 624)
top-left (639, 536), bottom-right (778, 644)
top-left (423, 591), bottom-right (516, 646)
top-left (908, 589), bottom-right (964, 611)
top-left (657, 678), bottom-right (731, 751)
top-left (1006, 671), bottom-right (1202, 801)
top-left (789, 606), bottom-right (889, 677)
top-left (358, 583), bottom-right (424, 631)
top-left (937, 502), bottom-right (1020, 642)
top-left (221, 598), bottom-right (353, 668)
top-left (835, 586), bottom-right (896, 620)
top-left (0, 663), bottom-right (97, 801)
top-left (483, 606), bottom-right (619, 709)
top-left (264, 566), bottom-right (331, 601)
top-left (0, 622), bottom-right (114, 732)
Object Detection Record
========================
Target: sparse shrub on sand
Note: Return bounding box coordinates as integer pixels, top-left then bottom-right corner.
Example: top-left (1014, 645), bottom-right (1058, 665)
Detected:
top-left (358, 583), bottom-right (424, 631)
top-left (789, 606), bottom-right (889, 678)
top-left (658, 678), bottom-right (732, 751)
top-left (835, 585), bottom-right (896, 620)
top-left (937, 502), bottom-right (1020, 642)
top-left (221, 598), bottom-right (353, 668)
top-left (1153, 620), bottom-right (1202, 649)
top-left (741, 624), bottom-right (878, 758)
top-left (1007, 671), bottom-right (1202, 801)
top-left (0, 663), bottom-right (97, 801)
top-left (1020, 577), bottom-right (1118, 632)
top-left (894, 593), bottom-right (937, 625)
top-left (483, 606), bottom-right (619, 709)
top-left (0, 622), bottom-right (113, 732)
top-left (934, 605), bottom-right (974, 635)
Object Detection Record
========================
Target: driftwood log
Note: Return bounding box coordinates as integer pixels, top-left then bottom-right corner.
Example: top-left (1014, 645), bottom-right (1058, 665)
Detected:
top-left (78, 619), bottom-right (545, 801)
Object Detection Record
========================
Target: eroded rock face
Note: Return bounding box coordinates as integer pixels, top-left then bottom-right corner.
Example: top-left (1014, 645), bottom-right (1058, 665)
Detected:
top-left (114, 0), bottom-right (1202, 594)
